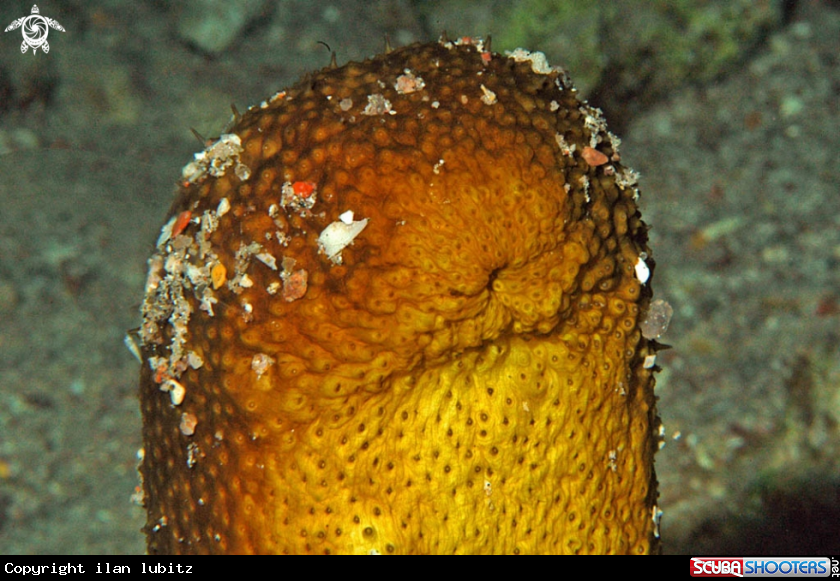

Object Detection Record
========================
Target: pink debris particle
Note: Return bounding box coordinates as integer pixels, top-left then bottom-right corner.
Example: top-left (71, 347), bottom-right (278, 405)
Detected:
top-left (582, 146), bottom-right (609, 167)
top-left (180, 412), bottom-right (198, 436)
top-left (394, 70), bottom-right (425, 95)
top-left (283, 269), bottom-right (308, 302)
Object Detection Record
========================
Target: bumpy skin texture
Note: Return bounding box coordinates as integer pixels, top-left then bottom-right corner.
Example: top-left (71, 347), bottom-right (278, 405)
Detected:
top-left (138, 39), bottom-right (660, 554)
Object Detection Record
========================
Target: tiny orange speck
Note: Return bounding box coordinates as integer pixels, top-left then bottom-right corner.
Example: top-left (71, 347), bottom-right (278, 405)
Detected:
top-left (171, 211), bottom-right (192, 238)
top-left (211, 263), bottom-right (227, 289)
top-left (292, 181), bottom-right (316, 198)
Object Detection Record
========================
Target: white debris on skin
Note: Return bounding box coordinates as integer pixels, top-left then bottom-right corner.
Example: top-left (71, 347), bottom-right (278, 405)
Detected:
top-left (228, 242), bottom-right (263, 293)
top-left (140, 237), bottom-right (194, 368)
top-left (651, 505), bottom-right (663, 539)
top-left (155, 215), bottom-right (178, 248)
top-left (139, 191), bottom-right (231, 399)
top-left (505, 48), bottom-right (553, 75)
top-left (241, 301), bottom-right (254, 323)
top-left (141, 172), bottom-right (318, 376)
top-left (255, 252), bottom-right (278, 271)
top-left (198, 289), bottom-right (218, 316)
top-left (443, 35), bottom-right (489, 55)
top-left (186, 442), bottom-right (201, 469)
top-left (181, 133), bottom-right (249, 185)
top-left (615, 167), bottom-right (640, 191)
top-left (362, 94), bottom-right (394, 116)
top-left (554, 133), bottom-right (576, 158)
top-left (318, 211), bottom-right (369, 264)
top-left (180, 412), bottom-right (198, 436)
top-left (606, 131), bottom-right (622, 161)
top-left (251, 353), bottom-right (275, 379)
top-left (197, 210), bottom-right (219, 257)
top-left (635, 252), bottom-right (651, 285)
top-left (234, 162), bottom-right (251, 181)
top-left (216, 197), bottom-right (230, 216)
top-left (579, 175), bottom-right (590, 203)
top-left (580, 104), bottom-right (610, 149)
top-left (555, 101), bottom-right (638, 201)
top-left (187, 351), bottom-right (204, 369)
top-left (160, 378), bottom-right (186, 406)
top-left (607, 450), bottom-right (618, 472)
top-left (269, 90), bottom-right (288, 105)
top-left (479, 84), bottom-right (497, 105)
top-left (395, 69), bottom-right (425, 95)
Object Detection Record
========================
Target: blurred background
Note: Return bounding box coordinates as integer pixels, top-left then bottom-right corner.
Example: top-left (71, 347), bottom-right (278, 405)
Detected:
top-left (0, 0), bottom-right (838, 554)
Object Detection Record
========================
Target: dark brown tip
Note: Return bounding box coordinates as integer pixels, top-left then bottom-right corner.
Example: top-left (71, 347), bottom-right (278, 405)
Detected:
top-left (189, 127), bottom-right (206, 146)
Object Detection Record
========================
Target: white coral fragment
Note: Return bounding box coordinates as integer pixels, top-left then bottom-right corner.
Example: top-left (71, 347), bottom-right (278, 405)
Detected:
top-left (181, 133), bottom-right (245, 184)
top-left (480, 84), bottom-right (497, 105)
top-left (362, 94), bottom-right (393, 116)
top-left (251, 353), bottom-right (275, 379)
top-left (217, 197), bottom-right (231, 216)
top-left (160, 378), bottom-right (186, 406)
top-left (318, 213), bottom-right (369, 264)
top-left (635, 253), bottom-right (650, 284)
top-left (156, 215), bottom-right (178, 248)
top-left (395, 69), bottom-right (425, 94)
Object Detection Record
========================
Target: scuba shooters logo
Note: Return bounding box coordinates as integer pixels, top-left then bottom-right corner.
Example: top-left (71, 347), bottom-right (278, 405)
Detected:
top-left (4, 4), bottom-right (65, 54)
top-left (690, 557), bottom-right (834, 577)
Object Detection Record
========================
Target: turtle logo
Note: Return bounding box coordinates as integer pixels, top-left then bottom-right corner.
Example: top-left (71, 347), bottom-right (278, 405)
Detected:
top-left (5, 5), bottom-right (65, 55)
